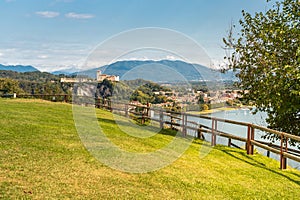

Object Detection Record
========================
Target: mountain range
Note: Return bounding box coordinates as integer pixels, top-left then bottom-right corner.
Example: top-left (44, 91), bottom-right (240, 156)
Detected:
top-left (75, 60), bottom-right (237, 82)
top-left (0, 64), bottom-right (39, 73)
top-left (0, 60), bottom-right (237, 82)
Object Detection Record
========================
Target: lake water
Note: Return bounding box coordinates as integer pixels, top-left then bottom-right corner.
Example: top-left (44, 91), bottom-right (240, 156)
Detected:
top-left (186, 109), bottom-right (300, 169)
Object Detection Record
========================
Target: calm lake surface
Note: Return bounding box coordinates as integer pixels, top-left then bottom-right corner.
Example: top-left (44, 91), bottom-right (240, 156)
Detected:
top-left (187, 109), bottom-right (300, 169)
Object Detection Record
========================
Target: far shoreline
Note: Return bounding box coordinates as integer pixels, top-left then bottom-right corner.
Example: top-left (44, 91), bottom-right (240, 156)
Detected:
top-left (187, 106), bottom-right (253, 115)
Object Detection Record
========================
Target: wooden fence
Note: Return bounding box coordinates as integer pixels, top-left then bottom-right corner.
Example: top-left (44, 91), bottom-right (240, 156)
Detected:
top-left (95, 98), bottom-right (300, 170)
top-left (11, 94), bottom-right (300, 170)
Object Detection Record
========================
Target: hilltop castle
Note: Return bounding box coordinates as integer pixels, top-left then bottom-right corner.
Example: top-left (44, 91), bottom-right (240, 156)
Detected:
top-left (96, 70), bottom-right (119, 82)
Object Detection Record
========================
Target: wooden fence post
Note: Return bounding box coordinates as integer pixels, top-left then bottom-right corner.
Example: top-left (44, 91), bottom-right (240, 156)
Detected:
top-left (159, 110), bottom-right (164, 129)
top-left (228, 138), bottom-right (232, 147)
top-left (184, 113), bottom-right (187, 136)
top-left (280, 134), bottom-right (287, 169)
top-left (95, 98), bottom-right (99, 108)
top-left (211, 119), bottom-right (214, 146)
top-left (146, 103), bottom-right (150, 118)
top-left (141, 113), bottom-right (145, 124)
top-left (247, 124), bottom-right (251, 154)
top-left (214, 119), bottom-right (217, 145)
top-left (109, 100), bottom-right (112, 112)
top-left (197, 125), bottom-right (202, 139)
top-left (181, 113), bottom-right (187, 137)
top-left (284, 138), bottom-right (288, 168)
top-left (125, 104), bottom-right (128, 117)
top-left (211, 119), bottom-right (217, 146)
top-left (141, 106), bottom-right (145, 125)
top-left (250, 126), bottom-right (254, 155)
top-left (64, 95), bottom-right (67, 103)
top-left (246, 125), bottom-right (254, 155)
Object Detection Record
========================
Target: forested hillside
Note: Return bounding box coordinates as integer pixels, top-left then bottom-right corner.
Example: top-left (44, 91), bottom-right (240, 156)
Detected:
top-left (0, 70), bottom-right (71, 95)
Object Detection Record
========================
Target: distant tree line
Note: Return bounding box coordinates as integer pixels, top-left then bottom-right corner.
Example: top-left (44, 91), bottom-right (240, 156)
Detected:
top-left (0, 70), bottom-right (72, 95)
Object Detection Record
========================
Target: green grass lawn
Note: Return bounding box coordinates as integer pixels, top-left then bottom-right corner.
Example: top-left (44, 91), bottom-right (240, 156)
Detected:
top-left (0, 99), bottom-right (299, 199)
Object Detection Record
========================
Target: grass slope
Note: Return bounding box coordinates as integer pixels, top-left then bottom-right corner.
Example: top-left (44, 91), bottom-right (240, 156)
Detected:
top-left (0, 99), bottom-right (299, 199)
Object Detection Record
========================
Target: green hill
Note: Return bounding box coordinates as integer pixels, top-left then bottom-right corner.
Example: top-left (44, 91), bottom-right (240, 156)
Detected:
top-left (0, 99), bottom-right (299, 199)
top-left (0, 70), bottom-right (58, 82)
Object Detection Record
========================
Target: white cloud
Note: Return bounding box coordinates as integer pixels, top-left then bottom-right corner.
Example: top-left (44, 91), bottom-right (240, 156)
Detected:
top-left (36, 11), bottom-right (60, 18)
top-left (0, 41), bottom-right (93, 72)
top-left (65, 12), bottom-right (94, 19)
top-left (0, 52), bottom-right (3, 57)
top-left (37, 55), bottom-right (49, 59)
top-left (166, 55), bottom-right (177, 60)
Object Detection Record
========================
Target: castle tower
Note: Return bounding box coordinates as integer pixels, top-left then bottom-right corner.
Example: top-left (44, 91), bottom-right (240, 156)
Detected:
top-left (96, 70), bottom-right (102, 81)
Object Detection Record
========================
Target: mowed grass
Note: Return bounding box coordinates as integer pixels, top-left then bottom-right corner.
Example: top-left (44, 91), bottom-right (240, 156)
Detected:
top-left (0, 99), bottom-right (300, 199)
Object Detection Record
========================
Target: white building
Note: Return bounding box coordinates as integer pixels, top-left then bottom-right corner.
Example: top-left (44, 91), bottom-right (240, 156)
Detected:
top-left (60, 77), bottom-right (88, 83)
top-left (96, 70), bottom-right (119, 82)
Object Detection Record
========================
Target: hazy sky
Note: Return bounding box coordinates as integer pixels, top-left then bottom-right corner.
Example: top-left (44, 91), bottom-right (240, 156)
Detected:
top-left (0, 0), bottom-right (270, 71)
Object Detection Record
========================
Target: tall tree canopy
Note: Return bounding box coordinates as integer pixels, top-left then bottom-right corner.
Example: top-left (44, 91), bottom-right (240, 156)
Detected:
top-left (223, 0), bottom-right (300, 146)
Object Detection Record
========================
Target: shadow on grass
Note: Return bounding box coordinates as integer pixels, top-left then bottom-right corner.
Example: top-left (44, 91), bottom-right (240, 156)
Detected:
top-left (218, 147), bottom-right (300, 186)
top-left (289, 171), bottom-right (300, 179)
top-left (97, 117), bottom-right (178, 137)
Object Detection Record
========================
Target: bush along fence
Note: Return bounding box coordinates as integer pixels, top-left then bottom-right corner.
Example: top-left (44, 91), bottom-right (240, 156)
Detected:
top-left (10, 94), bottom-right (300, 170)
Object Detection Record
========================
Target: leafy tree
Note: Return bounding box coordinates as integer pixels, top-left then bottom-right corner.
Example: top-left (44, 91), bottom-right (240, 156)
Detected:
top-left (111, 81), bottom-right (133, 101)
top-left (197, 95), bottom-right (205, 104)
top-left (130, 82), bottom-right (170, 104)
top-left (96, 79), bottom-right (114, 99)
top-left (154, 95), bottom-right (167, 104)
top-left (223, 0), bottom-right (300, 146)
top-left (0, 78), bottom-right (24, 94)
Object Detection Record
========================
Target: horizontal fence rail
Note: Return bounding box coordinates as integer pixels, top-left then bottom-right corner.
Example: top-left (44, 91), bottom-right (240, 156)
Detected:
top-left (10, 94), bottom-right (300, 170)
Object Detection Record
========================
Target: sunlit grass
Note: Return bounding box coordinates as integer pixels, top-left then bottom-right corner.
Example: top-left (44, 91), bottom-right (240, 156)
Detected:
top-left (0, 98), bottom-right (299, 199)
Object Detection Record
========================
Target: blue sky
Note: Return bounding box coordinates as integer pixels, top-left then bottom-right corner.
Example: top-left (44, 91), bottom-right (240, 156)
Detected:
top-left (0, 0), bottom-right (270, 71)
